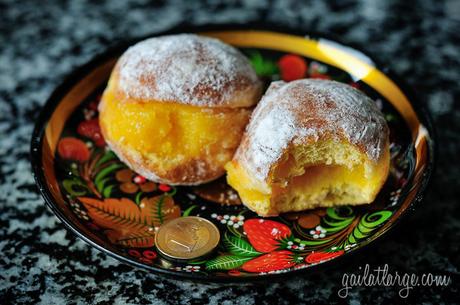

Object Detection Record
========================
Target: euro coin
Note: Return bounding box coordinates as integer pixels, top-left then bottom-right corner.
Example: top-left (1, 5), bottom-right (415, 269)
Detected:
top-left (155, 216), bottom-right (220, 260)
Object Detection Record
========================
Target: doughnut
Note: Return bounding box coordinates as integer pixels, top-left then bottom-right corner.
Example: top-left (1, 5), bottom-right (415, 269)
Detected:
top-left (225, 79), bottom-right (390, 216)
top-left (99, 34), bottom-right (262, 185)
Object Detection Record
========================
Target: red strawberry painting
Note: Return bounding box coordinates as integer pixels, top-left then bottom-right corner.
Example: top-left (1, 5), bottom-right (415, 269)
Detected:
top-left (305, 250), bottom-right (344, 264)
top-left (242, 250), bottom-right (298, 273)
top-left (243, 219), bottom-right (292, 253)
top-left (278, 54), bottom-right (308, 81)
top-left (57, 137), bottom-right (90, 162)
top-left (77, 118), bottom-right (105, 147)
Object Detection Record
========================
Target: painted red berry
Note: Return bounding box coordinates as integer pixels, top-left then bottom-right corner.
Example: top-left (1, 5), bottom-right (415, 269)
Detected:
top-left (133, 175), bottom-right (146, 184)
top-left (158, 184), bottom-right (171, 192)
top-left (243, 219), bottom-right (292, 253)
top-left (128, 249), bottom-right (141, 257)
top-left (278, 54), bottom-right (308, 81)
top-left (57, 137), bottom-right (90, 162)
top-left (242, 250), bottom-right (297, 273)
top-left (77, 118), bottom-right (105, 147)
top-left (142, 250), bottom-right (157, 260)
top-left (305, 250), bottom-right (344, 264)
top-left (228, 270), bottom-right (241, 276)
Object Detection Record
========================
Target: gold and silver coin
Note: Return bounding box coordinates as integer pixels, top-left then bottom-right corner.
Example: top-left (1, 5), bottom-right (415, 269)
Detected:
top-left (155, 216), bottom-right (220, 260)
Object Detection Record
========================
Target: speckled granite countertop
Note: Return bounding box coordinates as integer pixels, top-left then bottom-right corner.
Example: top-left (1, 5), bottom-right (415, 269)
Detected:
top-left (0, 0), bottom-right (459, 304)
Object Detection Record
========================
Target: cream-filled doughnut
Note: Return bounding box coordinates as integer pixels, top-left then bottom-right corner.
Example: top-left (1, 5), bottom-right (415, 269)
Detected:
top-left (99, 34), bottom-right (262, 185)
top-left (226, 79), bottom-right (390, 216)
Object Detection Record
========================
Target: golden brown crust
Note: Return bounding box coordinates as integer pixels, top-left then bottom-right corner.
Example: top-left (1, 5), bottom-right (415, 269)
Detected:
top-left (103, 134), bottom-right (226, 186)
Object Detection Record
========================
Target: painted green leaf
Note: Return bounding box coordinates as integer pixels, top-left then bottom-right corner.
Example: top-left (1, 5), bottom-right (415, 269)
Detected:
top-left (182, 205), bottom-right (197, 217)
top-left (362, 211), bottom-right (393, 227)
top-left (143, 195), bottom-right (181, 226)
top-left (298, 239), bottom-right (332, 246)
top-left (224, 234), bottom-right (260, 257)
top-left (205, 255), bottom-right (252, 270)
top-left (96, 177), bottom-right (111, 193)
top-left (94, 163), bottom-right (124, 186)
top-left (95, 150), bottom-right (117, 167)
top-left (63, 179), bottom-right (88, 196)
top-left (247, 50), bottom-right (279, 76)
top-left (347, 211), bottom-right (392, 245)
top-left (135, 192), bottom-right (144, 205)
top-left (324, 207), bottom-right (356, 233)
top-left (102, 185), bottom-right (114, 198)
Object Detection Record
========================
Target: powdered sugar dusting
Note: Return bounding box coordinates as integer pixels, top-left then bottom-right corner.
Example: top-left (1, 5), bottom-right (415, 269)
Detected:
top-left (116, 34), bottom-right (260, 107)
top-left (235, 79), bottom-right (389, 181)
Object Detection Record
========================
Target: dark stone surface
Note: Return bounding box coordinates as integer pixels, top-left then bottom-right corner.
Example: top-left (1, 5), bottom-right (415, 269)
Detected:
top-left (0, 0), bottom-right (458, 304)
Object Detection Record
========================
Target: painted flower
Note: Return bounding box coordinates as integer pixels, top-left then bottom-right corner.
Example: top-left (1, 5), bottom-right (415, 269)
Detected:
top-left (286, 241), bottom-right (305, 251)
top-left (308, 61), bottom-right (331, 79)
top-left (389, 189), bottom-right (402, 206)
top-left (83, 99), bottom-right (99, 120)
top-left (309, 225), bottom-right (326, 239)
top-left (211, 214), bottom-right (245, 228)
top-left (184, 265), bottom-right (201, 272)
top-left (83, 108), bottom-right (96, 121)
top-left (115, 168), bottom-right (156, 194)
top-left (309, 61), bottom-right (328, 75)
top-left (69, 199), bottom-right (90, 220)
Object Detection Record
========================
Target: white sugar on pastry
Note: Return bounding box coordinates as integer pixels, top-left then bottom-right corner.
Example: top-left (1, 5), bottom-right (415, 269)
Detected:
top-left (116, 34), bottom-right (261, 108)
top-left (235, 79), bottom-right (389, 182)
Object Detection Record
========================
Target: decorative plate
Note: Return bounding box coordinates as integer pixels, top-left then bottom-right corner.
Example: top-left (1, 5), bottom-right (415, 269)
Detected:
top-left (31, 25), bottom-right (435, 281)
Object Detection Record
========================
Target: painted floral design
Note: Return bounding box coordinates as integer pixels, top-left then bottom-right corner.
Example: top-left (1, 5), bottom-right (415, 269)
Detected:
top-left (77, 118), bottom-right (105, 147)
top-left (54, 47), bottom-right (412, 277)
top-left (58, 137), bottom-right (90, 162)
top-left (278, 54), bottom-right (308, 81)
top-left (310, 225), bottom-right (327, 239)
top-left (115, 168), bottom-right (157, 194)
top-left (286, 241), bottom-right (305, 251)
top-left (305, 250), bottom-right (344, 264)
top-left (78, 195), bottom-right (180, 247)
top-left (128, 249), bottom-right (157, 264)
top-left (211, 213), bottom-right (245, 228)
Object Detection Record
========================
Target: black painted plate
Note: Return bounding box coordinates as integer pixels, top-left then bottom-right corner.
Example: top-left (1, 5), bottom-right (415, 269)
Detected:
top-left (31, 25), bottom-right (435, 282)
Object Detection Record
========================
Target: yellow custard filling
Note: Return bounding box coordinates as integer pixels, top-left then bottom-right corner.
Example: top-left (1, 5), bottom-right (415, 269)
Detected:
top-left (226, 140), bottom-right (390, 216)
top-left (99, 89), bottom-right (251, 177)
